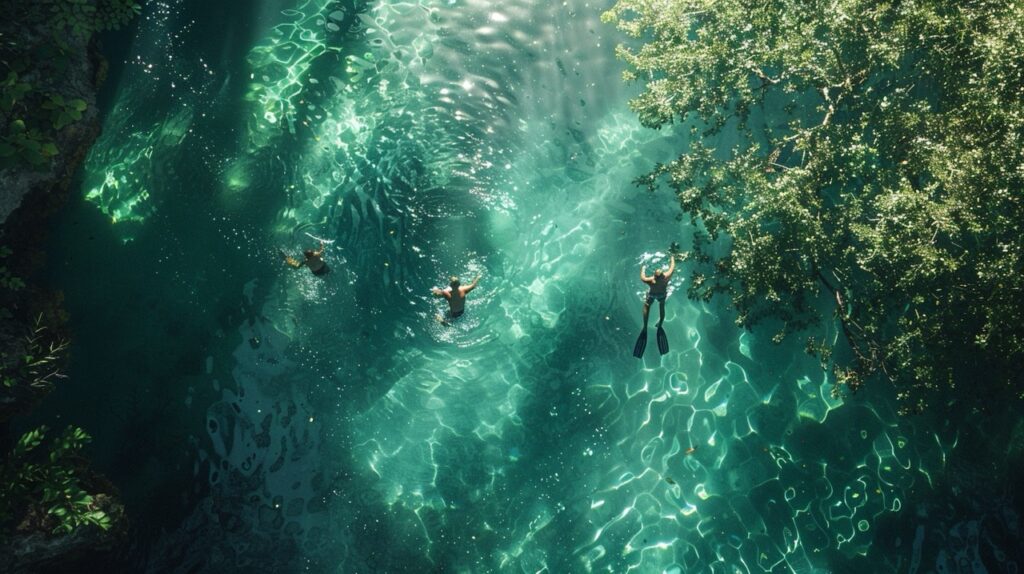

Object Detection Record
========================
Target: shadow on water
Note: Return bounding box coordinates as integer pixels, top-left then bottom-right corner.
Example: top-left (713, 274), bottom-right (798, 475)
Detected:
top-left (33, 0), bottom-right (311, 556)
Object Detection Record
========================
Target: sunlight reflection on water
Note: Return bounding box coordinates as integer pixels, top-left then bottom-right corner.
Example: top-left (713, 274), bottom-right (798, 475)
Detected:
top-left (60, 0), bottom-right (1008, 572)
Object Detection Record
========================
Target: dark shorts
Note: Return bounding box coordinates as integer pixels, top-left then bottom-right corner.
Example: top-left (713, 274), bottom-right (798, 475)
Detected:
top-left (310, 263), bottom-right (329, 276)
top-left (646, 292), bottom-right (667, 304)
top-left (448, 309), bottom-right (465, 319)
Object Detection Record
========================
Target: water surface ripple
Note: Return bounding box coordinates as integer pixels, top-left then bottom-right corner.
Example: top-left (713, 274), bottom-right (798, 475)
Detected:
top-left (42, 0), bottom-right (1023, 572)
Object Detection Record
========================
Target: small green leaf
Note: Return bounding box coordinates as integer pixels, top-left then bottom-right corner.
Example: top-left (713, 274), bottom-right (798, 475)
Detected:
top-left (54, 113), bottom-right (73, 130)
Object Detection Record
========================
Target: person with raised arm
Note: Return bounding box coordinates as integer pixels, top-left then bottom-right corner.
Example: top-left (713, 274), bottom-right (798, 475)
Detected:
top-left (634, 254), bottom-right (675, 358)
top-left (280, 241), bottom-right (328, 276)
top-left (432, 274), bottom-right (481, 322)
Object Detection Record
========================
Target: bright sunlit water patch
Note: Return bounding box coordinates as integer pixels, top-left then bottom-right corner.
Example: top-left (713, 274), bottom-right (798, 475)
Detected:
top-left (41, 0), bottom-right (1024, 572)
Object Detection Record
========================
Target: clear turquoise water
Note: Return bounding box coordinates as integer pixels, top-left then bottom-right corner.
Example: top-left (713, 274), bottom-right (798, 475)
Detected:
top-left (39, 0), bottom-right (1023, 572)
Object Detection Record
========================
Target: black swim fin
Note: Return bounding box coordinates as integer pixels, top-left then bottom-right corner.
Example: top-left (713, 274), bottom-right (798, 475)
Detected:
top-left (657, 326), bottom-right (669, 355)
top-left (633, 329), bottom-right (648, 358)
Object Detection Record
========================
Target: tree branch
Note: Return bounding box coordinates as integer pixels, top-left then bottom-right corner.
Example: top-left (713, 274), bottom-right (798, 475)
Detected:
top-left (816, 268), bottom-right (890, 381)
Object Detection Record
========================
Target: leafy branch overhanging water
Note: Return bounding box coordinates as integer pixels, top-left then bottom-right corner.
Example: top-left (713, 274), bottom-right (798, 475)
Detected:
top-left (604, 0), bottom-right (1024, 413)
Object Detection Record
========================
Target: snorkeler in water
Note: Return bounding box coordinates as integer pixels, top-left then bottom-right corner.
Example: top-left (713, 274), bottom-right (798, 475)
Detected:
top-left (280, 241), bottom-right (328, 275)
top-left (634, 254), bottom-right (675, 358)
top-left (431, 274), bottom-right (481, 321)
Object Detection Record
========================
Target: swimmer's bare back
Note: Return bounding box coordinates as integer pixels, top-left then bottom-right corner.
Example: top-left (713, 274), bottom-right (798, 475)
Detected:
top-left (431, 273), bottom-right (481, 321)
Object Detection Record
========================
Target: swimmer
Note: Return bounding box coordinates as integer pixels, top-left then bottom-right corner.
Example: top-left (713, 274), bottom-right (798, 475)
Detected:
top-left (281, 241), bottom-right (328, 275)
top-left (431, 274), bottom-right (481, 322)
top-left (633, 253), bottom-right (675, 358)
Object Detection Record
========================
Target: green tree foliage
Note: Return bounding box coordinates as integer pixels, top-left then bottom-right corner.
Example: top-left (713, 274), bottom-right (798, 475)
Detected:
top-left (603, 0), bottom-right (1024, 412)
top-left (47, 0), bottom-right (142, 40)
top-left (0, 426), bottom-right (112, 534)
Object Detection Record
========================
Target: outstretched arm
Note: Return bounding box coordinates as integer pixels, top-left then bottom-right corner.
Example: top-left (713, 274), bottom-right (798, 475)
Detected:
top-left (665, 255), bottom-right (676, 279)
top-left (640, 265), bottom-right (651, 283)
top-left (281, 250), bottom-right (304, 269)
top-left (463, 274), bottom-right (482, 294)
top-left (431, 287), bottom-right (450, 299)
top-left (313, 241), bottom-right (326, 257)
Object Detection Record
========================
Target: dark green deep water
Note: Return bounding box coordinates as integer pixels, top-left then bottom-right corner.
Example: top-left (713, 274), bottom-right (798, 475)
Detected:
top-left (32, 0), bottom-right (1024, 572)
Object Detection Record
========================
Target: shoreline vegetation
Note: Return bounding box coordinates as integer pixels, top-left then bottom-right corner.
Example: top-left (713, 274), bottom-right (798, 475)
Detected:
top-left (1, 1), bottom-right (139, 571)
top-left (603, 0), bottom-right (1024, 415)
